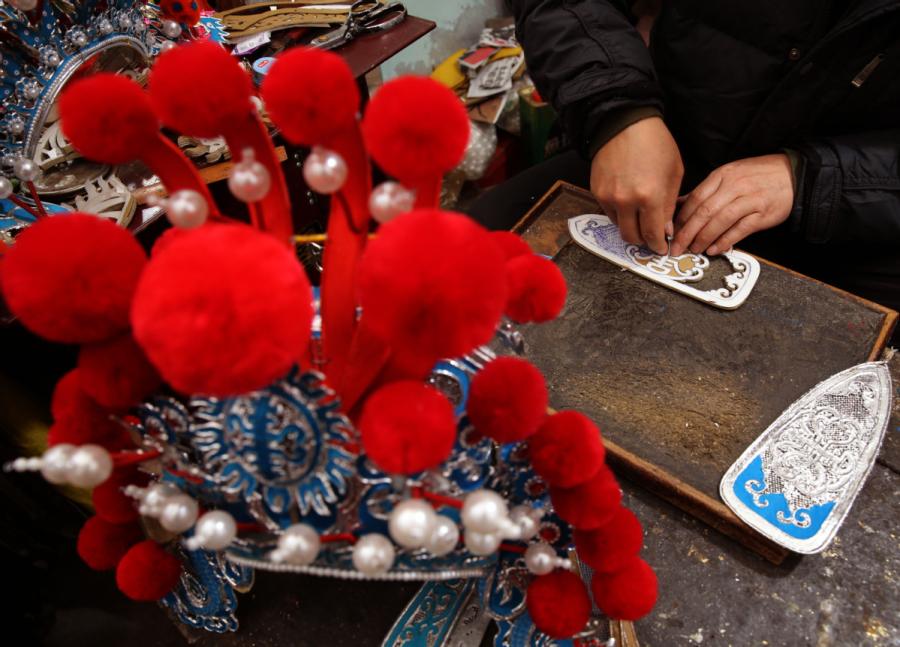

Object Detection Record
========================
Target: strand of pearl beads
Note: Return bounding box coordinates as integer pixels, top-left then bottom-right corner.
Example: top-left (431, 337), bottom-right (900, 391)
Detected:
top-left (460, 489), bottom-right (544, 556)
top-left (5, 443), bottom-right (112, 488)
top-left (524, 542), bottom-right (572, 575)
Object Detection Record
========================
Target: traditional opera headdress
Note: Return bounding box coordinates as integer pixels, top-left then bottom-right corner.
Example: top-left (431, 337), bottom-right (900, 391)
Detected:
top-left (2, 41), bottom-right (657, 641)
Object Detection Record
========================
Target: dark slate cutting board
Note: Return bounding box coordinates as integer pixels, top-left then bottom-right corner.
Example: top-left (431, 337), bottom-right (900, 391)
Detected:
top-left (512, 182), bottom-right (897, 563)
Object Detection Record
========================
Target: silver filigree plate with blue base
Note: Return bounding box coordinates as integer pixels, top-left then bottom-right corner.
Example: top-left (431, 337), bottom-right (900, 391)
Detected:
top-left (568, 214), bottom-right (760, 309)
top-left (720, 362), bottom-right (892, 554)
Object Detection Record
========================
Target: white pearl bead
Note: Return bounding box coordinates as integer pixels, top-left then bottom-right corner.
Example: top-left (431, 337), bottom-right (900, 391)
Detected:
top-left (352, 533), bottom-right (395, 575)
top-left (23, 83), bottom-right (40, 101)
top-left (13, 157), bottom-right (39, 183)
top-left (524, 542), bottom-right (557, 575)
top-left (98, 18), bottom-right (114, 35)
top-left (8, 117), bottom-right (25, 136)
top-left (509, 505), bottom-right (541, 541)
top-left (140, 482), bottom-right (181, 517)
top-left (271, 524), bottom-right (320, 565)
top-left (191, 510), bottom-right (237, 550)
top-left (159, 40), bottom-right (177, 53)
top-left (228, 148), bottom-right (271, 203)
top-left (66, 444), bottom-right (113, 488)
top-left (165, 189), bottom-right (208, 229)
top-left (118, 14), bottom-right (133, 30)
top-left (369, 181), bottom-right (416, 224)
top-left (425, 515), bottom-right (460, 557)
top-left (0, 176), bottom-right (13, 200)
top-left (159, 493), bottom-right (199, 532)
top-left (162, 19), bottom-right (182, 39)
top-left (71, 31), bottom-right (88, 48)
top-left (388, 499), bottom-right (436, 549)
top-left (464, 528), bottom-right (502, 556)
top-left (45, 51), bottom-right (61, 68)
top-left (10, 0), bottom-right (37, 11)
top-left (302, 147), bottom-right (347, 195)
top-left (461, 489), bottom-right (509, 534)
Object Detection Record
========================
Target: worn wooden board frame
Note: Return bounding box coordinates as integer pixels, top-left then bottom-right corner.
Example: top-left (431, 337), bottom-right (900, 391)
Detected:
top-left (513, 181), bottom-right (898, 564)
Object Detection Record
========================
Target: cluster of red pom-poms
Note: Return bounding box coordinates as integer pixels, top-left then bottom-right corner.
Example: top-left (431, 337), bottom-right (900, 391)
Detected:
top-left (467, 357), bottom-right (548, 443)
top-left (131, 223), bottom-right (313, 396)
top-left (1, 215), bottom-right (159, 448)
top-left (359, 381), bottom-right (457, 475)
top-left (77, 494), bottom-right (181, 601)
top-left (522, 410), bottom-right (658, 633)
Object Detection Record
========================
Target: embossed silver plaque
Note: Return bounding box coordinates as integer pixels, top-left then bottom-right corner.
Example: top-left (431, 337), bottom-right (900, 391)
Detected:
top-left (720, 362), bottom-right (892, 554)
top-left (568, 214), bottom-right (760, 309)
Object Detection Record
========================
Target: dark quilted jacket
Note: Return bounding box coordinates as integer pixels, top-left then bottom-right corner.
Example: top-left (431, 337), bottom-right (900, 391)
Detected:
top-left (511, 0), bottom-right (900, 247)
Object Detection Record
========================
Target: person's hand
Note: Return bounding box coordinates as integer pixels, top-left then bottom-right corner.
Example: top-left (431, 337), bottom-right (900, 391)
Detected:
top-left (670, 154), bottom-right (794, 257)
top-left (590, 116), bottom-right (683, 254)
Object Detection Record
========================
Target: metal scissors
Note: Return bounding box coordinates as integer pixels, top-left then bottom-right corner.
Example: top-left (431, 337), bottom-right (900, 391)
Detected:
top-left (311, 0), bottom-right (407, 50)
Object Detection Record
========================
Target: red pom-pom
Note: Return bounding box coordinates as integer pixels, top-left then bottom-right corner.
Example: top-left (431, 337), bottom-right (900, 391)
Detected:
top-left (504, 254), bottom-right (567, 323)
top-left (362, 77), bottom-right (469, 183)
top-left (92, 468), bottom-right (147, 524)
top-left (591, 557), bottom-right (658, 621)
top-left (467, 357), bottom-right (547, 443)
top-left (358, 210), bottom-right (506, 373)
top-left (59, 74), bottom-right (158, 164)
top-left (149, 41), bottom-right (253, 138)
top-left (528, 411), bottom-right (605, 488)
top-left (1, 214), bottom-right (147, 343)
top-left (261, 47), bottom-right (359, 145)
top-left (49, 369), bottom-right (134, 449)
top-left (150, 226), bottom-right (189, 257)
top-left (489, 231), bottom-right (532, 260)
top-left (526, 570), bottom-right (592, 639)
top-left (77, 516), bottom-right (143, 571)
top-left (360, 381), bottom-right (457, 474)
top-left (551, 466), bottom-right (622, 530)
top-left (131, 224), bottom-right (313, 396)
top-left (574, 507), bottom-right (644, 573)
top-left (51, 368), bottom-right (86, 421)
top-left (116, 540), bottom-right (183, 601)
top-left (78, 333), bottom-right (162, 409)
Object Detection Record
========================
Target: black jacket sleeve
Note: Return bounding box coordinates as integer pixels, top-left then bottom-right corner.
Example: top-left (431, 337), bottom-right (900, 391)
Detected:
top-left (791, 129), bottom-right (900, 246)
top-left (511, 0), bottom-right (664, 157)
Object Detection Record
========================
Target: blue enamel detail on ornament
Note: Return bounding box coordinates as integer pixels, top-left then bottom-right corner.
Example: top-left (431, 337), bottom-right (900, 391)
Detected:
top-left (188, 368), bottom-right (358, 530)
top-left (733, 455), bottom-right (835, 540)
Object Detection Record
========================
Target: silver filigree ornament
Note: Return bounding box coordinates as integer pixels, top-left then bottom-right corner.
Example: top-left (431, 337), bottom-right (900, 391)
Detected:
top-left (185, 369), bottom-right (359, 527)
top-left (568, 214), bottom-right (761, 309)
top-left (721, 362), bottom-right (892, 553)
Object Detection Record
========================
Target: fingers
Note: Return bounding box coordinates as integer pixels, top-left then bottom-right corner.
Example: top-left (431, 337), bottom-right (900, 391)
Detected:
top-left (707, 214), bottom-right (761, 255)
top-left (687, 195), bottom-right (758, 255)
top-left (639, 201), bottom-right (670, 255)
top-left (617, 206), bottom-right (642, 247)
top-left (598, 202), bottom-right (618, 225)
top-left (671, 182), bottom-right (738, 256)
top-left (675, 173), bottom-right (721, 228)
